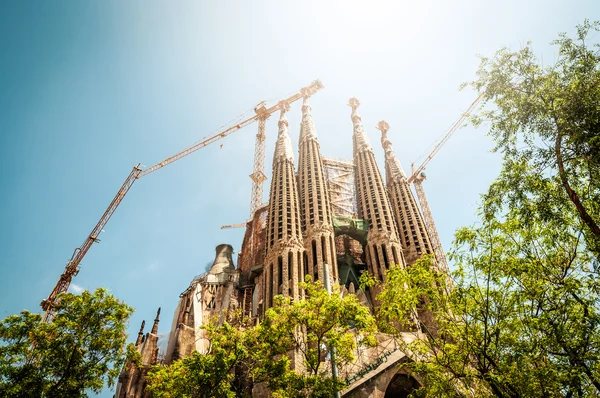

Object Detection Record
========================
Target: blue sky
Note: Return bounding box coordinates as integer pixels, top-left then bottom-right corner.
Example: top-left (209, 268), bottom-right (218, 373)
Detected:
top-left (0, 1), bottom-right (597, 395)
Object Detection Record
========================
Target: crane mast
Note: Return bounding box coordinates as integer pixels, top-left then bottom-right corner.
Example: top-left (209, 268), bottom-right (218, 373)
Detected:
top-left (41, 80), bottom-right (323, 322)
top-left (408, 94), bottom-right (483, 272)
top-left (249, 104), bottom-right (268, 217)
top-left (41, 165), bottom-right (141, 322)
top-left (221, 82), bottom-right (324, 229)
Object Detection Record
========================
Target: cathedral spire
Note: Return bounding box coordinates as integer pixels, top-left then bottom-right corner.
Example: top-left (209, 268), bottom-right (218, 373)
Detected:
top-left (151, 307), bottom-right (161, 334)
top-left (350, 99), bottom-right (405, 281)
top-left (298, 92), bottom-right (338, 285)
top-left (264, 100), bottom-right (304, 312)
top-left (378, 122), bottom-right (433, 266)
top-left (377, 120), bottom-right (406, 182)
top-left (135, 320), bottom-right (145, 346)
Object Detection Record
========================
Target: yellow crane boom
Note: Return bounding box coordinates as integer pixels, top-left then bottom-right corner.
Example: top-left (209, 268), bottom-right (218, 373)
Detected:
top-left (41, 80), bottom-right (323, 322)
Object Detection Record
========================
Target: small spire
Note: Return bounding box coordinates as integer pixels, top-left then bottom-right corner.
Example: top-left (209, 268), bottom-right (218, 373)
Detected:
top-left (349, 98), bottom-right (372, 153)
top-left (273, 101), bottom-right (294, 164)
top-left (151, 308), bottom-right (161, 334)
top-left (377, 121), bottom-right (406, 180)
top-left (299, 96), bottom-right (318, 143)
top-left (376, 120), bottom-right (390, 135)
top-left (136, 320), bottom-right (145, 346)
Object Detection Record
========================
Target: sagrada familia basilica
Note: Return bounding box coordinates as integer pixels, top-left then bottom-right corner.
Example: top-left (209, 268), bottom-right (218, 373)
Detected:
top-left (116, 93), bottom-right (440, 397)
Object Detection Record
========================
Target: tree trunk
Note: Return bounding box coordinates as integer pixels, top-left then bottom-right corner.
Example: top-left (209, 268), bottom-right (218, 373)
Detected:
top-left (555, 133), bottom-right (600, 240)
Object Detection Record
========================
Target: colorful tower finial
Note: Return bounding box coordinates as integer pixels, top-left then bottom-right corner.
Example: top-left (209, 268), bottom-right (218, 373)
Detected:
top-left (377, 120), bottom-right (406, 180)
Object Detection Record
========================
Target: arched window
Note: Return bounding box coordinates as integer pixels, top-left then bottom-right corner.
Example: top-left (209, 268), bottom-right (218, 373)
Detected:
top-left (269, 263), bottom-right (274, 308)
top-left (374, 246), bottom-right (383, 281)
top-left (312, 240), bottom-right (318, 280)
top-left (288, 251), bottom-right (293, 295)
top-left (278, 256), bottom-right (283, 293)
top-left (321, 236), bottom-right (328, 265)
top-left (382, 244), bottom-right (389, 269)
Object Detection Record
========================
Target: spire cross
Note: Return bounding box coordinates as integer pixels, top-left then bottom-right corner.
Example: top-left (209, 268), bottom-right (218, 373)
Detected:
top-left (376, 120), bottom-right (390, 134)
top-left (348, 97), bottom-right (360, 111)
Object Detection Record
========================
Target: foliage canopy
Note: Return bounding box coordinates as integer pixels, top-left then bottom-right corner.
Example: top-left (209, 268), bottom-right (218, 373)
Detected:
top-left (0, 288), bottom-right (134, 397)
top-left (147, 277), bottom-right (376, 398)
top-left (367, 20), bottom-right (600, 398)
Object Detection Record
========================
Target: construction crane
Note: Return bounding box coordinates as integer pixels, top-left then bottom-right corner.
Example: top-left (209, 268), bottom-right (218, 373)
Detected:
top-left (408, 94), bottom-right (484, 272)
top-left (221, 81), bottom-right (324, 230)
top-left (41, 80), bottom-right (324, 323)
top-left (221, 222), bottom-right (246, 230)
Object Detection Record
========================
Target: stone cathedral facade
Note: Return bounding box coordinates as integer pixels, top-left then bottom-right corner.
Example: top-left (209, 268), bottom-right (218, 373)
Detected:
top-left (116, 95), bottom-right (438, 397)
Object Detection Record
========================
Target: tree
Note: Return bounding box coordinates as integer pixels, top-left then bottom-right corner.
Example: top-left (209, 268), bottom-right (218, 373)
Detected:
top-left (365, 21), bottom-right (600, 397)
top-left (146, 278), bottom-right (377, 397)
top-left (466, 19), bottom-right (600, 255)
top-left (259, 277), bottom-right (377, 397)
top-left (0, 288), bottom-right (134, 397)
top-left (146, 321), bottom-right (268, 398)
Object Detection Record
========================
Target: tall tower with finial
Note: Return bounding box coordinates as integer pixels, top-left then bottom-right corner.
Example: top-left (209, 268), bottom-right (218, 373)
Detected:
top-left (297, 92), bottom-right (338, 285)
top-left (349, 98), bottom-right (405, 281)
top-left (378, 121), bottom-right (433, 266)
top-left (263, 101), bottom-right (305, 311)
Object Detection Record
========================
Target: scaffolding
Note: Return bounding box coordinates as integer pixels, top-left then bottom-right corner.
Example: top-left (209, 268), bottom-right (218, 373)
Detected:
top-left (322, 157), bottom-right (356, 218)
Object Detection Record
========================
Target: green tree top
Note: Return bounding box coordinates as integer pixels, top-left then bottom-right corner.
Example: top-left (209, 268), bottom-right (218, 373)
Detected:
top-left (147, 277), bottom-right (377, 398)
top-left (465, 19), bottom-right (600, 255)
top-left (0, 288), bottom-right (134, 397)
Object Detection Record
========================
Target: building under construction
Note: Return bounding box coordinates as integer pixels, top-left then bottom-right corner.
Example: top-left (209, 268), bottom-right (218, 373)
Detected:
top-left (116, 94), bottom-right (444, 397)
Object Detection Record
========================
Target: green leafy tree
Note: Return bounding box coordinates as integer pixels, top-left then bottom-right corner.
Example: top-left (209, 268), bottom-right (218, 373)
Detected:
top-left (466, 18), bottom-right (600, 255)
top-left (365, 20), bottom-right (600, 397)
top-left (146, 321), bottom-right (268, 398)
top-left (259, 277), bottom-right (377, 397)
top-left (0, 288), bottom-right (134, 397)
top-left (146, 278), bottom-right (377, 397)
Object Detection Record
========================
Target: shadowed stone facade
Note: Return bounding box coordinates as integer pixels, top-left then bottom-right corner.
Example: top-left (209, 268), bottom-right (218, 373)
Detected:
top-left (165, 244), bottom-right (240, 363)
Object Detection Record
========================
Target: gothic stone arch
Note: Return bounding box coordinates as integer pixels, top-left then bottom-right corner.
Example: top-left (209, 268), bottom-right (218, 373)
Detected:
top-left (343, 357), bottom-right (421, 398)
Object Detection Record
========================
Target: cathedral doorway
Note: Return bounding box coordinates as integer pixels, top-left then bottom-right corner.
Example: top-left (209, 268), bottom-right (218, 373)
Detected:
top-left (383, 372), bottom-right (420, 398)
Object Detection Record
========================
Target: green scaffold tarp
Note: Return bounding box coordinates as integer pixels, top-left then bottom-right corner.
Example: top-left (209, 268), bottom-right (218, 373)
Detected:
top-left (332, 216), bottom-right (368, 244)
